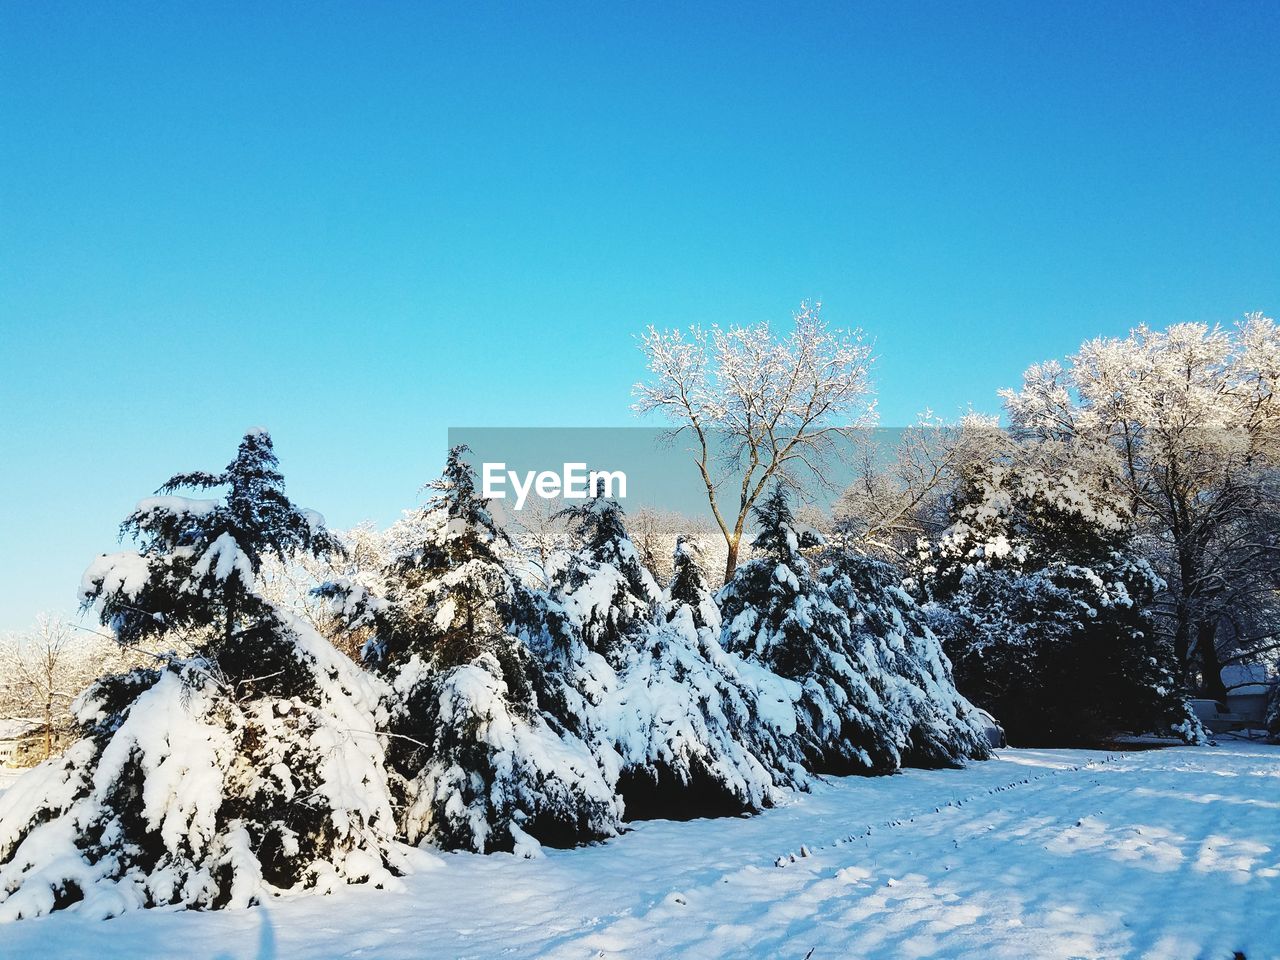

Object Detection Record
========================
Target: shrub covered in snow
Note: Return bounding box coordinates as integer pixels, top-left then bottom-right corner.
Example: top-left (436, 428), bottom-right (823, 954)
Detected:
top-left (918, 465), bottom-right (1205, 746)
top-left (551, 491), bottom-right (661, 661)
top-left (822, 547), bottom-right (990, 768)
top-left (0, 439), bottom-right (1008, 922)
top-left (0, 431), bottom-right (398, 920)
top-left (550, 497), bottom-right (803, 820)
top-left (720, 486), bottom-right (989, 775)
top-left (325, 446), bottom-right (620, 855)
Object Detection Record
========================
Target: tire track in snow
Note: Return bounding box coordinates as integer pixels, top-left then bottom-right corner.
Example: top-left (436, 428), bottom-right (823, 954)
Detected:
top-left (771, 752), bottom-right (1130, 868)
top-left (563, 754), bottom-right (1144, 959)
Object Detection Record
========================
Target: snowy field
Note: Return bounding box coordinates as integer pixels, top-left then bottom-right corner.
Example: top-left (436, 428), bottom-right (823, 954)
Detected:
top-left (1, 743), bottom-right (1277, 960)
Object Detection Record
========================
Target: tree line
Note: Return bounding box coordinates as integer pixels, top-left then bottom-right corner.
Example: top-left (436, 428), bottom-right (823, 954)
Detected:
top-left (639, 306), bottom-right (1280, 714)
top-left (0, 304), bottom-right (1274, 920)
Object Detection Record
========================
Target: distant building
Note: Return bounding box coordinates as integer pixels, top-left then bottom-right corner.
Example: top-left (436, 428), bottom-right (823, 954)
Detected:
top-left (0, 718), bottom-right (66, 767)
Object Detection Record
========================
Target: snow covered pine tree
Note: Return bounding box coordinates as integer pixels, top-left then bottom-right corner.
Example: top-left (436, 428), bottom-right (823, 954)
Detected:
top-left (550, 492), bottom-right (803, 821)
top-left (0, 430), bottom-right (398, 920)
top-left (919, 464), bottom-right (1204, 746)
top-left (719, 485), bottom-right (989, 775)
top-left (322, 446), bottom-right (620, 856)
top-left (822, 540), bottom-right (990, 768)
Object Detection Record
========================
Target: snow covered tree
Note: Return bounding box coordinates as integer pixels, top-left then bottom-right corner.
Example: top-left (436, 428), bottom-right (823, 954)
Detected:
top-left (258, 522), bottom-right (389, 661)
top-left (718, 486), bottom-right (904, 774)
top-left (837, 413), bottom-right (1009, 564)
top-left (85, 429), bottom-right (337, 651)
top-left (0, 430), bottom-right (398, 920)
top-left (549, 494), bottom-right (801, 819)
top-left (323, 446), bottom-right (620, 855)
top-left (1002, 316), bottom-right (1280, 698)
top-left (551, 490), bottom-right (660, 661)
top-left (821, 541), bottom-right (990, 768)
top-left (918, 463), bottom-right (1203, 746)
top-left (0, 616), bottom-right (105, 763)
top-left (667, 536), bottom-right (719, 629)
top-left (635, 302), bottom-right (876, 580)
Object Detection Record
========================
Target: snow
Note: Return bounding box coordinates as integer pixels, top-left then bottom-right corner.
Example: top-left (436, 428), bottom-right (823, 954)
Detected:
top-left (133, 496), bottom-right (220, 519)
top-left (80, 552), bottom-right (152, 604)
top-left (90, 671), bottom-right (233, 862)
top-left (0, 719), bottom-right (41, 742)
top-left (190, 532), bottom-right (254, 585)
top-left (1222, 663), bottom-right (1271, 696)
top-left (3, 742), bottom-right (1278, 958)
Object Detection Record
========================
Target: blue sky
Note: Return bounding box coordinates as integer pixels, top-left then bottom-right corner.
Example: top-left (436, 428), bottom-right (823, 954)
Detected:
top-left (1, 1), bottom-right (1278, 631)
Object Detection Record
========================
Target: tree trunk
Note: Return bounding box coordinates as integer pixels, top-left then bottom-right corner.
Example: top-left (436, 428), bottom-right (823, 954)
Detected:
top-left (1196, 620), bottom-right (1228, 701)
top-left (1173, 615), bottom-right (1191, 686)
top-left (723, 536), bottom-right (740, 583)
top-left (1172, 529), bottom-right (1200, 685)
top-left (43, 696), bottom-right (52, 759)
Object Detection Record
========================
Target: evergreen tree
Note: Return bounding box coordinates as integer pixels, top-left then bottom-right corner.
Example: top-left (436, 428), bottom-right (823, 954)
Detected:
top-left (92, 429), bottom-right (335, 650)
top-left (549, 496), bottom-right (801, 819)
top-left (552, 489), bottom-right (660, 661)
top-left (918, 464), bottom-right (1204, 746)
top-left (821, 539), bottom-right (989, 768)
top-left (325, 446), bottom-right (620, 855)
top-left (719, 486), bottom-right (901, 774)
top-left (0, 431), bottom-right (397, 920)
top-left (667, 536), bottom-right (719, 630)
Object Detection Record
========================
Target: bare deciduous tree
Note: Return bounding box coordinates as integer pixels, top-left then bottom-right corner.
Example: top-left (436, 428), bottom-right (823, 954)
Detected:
top-left (634, 302), bottom-right (876, 579)
top-left (837, 412), bottom-right (1009, 563)
top-left (0, 615), bottom-right (105, 760)
top-left (500, 497), bottom-right (574, 587)
top-left (627, 506), bottom-right (727, 587)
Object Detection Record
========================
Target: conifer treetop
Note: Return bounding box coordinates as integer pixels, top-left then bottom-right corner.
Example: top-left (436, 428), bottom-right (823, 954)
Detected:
top-left (749, 485), bottom-right (802, 561)
top-left (82, 429), bottom-right (335, 647)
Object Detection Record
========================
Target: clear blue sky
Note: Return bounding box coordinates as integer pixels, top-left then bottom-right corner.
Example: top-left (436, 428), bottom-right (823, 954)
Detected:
top-left (2, 1), bottom-right (1278, 632)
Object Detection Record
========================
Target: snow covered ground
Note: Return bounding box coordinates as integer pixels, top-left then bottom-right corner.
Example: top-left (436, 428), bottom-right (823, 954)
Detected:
top-left (2, 743), bottom-right (1278, 959)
